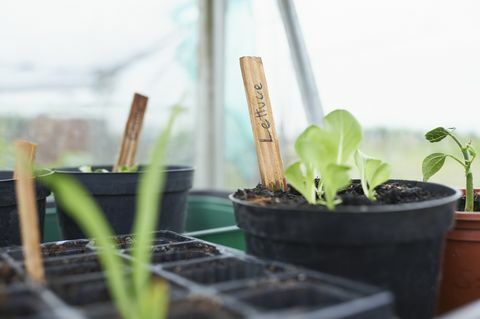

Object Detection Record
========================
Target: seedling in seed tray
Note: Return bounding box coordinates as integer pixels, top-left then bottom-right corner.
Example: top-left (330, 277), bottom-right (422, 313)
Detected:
top-left (42, 104), bottom-right (184, 319)
top-left (423, 127), bottom-right (477, 212)
top-left (284, 109), bottom-right (391, 209)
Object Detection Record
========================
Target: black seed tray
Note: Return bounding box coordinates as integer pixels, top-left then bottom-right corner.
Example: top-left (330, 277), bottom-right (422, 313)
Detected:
top-left (0, 231), bottom-right (394, 319)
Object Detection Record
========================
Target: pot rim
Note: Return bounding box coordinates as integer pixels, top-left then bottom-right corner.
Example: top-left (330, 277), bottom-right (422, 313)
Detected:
top-left (53, 164), bottom-right (194, 175)
top-left (230, 179), bottom-right (461, 214)
top-left (0, 168), bottom-right (54, 182)
top-left (454, 211), bottom-right (480, 220)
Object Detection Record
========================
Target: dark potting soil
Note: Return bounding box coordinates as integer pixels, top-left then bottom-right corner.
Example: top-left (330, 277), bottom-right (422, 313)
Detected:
top-left (234, 181), bottom-right (447, 209)
top-left (457, 193), bottom-right (480, 212)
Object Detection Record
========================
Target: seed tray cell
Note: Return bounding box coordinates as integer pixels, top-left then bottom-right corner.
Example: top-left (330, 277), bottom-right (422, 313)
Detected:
top-left (50, 273), bottom-right (187, 308)
top-left (92, 231), bottom-right (191, 250)
top-left (169, 297), bottom-right (244, 319)
top-left (163, 257), bottom-right (285, 285)
top-left (82, 296), bottom-right (244, 319)
top-left (6, 240), bottom-right (92, 260)
top-left (0, 287), bottom-right (51, 319)
top-left (125, 242), bottom-right (221, 265)
top-left (0, 261), bottom-right (21, 287)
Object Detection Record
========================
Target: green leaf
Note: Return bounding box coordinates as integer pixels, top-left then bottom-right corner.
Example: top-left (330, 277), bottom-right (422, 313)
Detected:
top-left (79, 165), bottom-right (93, 173)
top-left (41, 174), bottom-right (133, 318)
top-left (422, 153), bottom-right (446, 181)
top-left (117, 165), bottom-right (139, 173)
top-left (355, 150), bottom-right (390, 200)
top-left (369, 163), bottom-right (391, 190)
top-left (324, 109), bottom-right (363, 164)
top-left (425, 127), bottom-right (450, 143)
top-left (322, 164), bottom-right (351, 210)
top-left (284, 161), bottom-right (316, 204)
top-left (132, 105), bottom-right (183, 300)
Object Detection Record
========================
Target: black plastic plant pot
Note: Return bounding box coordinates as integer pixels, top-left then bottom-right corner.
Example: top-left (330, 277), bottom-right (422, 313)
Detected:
top-left (230, 180), bottom-right (461, 319)
top-left (0, 170), bottom-right (51, 247)
top-left (53, 165), bottom-right (194, 240)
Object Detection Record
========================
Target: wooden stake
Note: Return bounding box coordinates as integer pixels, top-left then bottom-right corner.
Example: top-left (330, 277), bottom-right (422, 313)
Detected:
top-left (13, 141), bottom-right (36, 179)
top-left (14, 140), bottom-right (45, 284)
top-left (240, 56), bottom-right (287, 190)
top-left (113, 93), bottom-right (148, 172)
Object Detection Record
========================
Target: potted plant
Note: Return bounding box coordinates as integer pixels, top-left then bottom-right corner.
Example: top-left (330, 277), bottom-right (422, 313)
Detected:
top-left (422, 127), bottom-right (480, 314)
top-left (52, 98), bottom-right (194, 240)
top-left (231, 109), bottom-right (460, 319)
top-left (53, 164), bottom-right (194, 240)
top-left (0, 142), bottom-right (51, 247)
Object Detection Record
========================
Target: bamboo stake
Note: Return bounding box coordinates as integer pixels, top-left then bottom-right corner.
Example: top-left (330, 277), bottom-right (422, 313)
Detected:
top-left (14, 140), bottom-right (45, 284)
top-left (113, 93), bottom-right (148, 172)
top-left (13, 140), bottom-right (36, 179)
top-left (240, 56), bottom-right (287, 190)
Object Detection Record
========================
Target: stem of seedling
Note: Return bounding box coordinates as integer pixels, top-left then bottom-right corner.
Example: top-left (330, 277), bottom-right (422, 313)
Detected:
top-left (450, 131), bottom-right (475, 211)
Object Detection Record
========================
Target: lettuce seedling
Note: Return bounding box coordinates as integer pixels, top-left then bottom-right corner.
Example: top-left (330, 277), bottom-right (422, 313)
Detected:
top-left (78, 165), bottom-right (138, 173)
top-left (354, 150), bottom-right (391, 200)
top-left (42, 105), bottom-right (183, 319)
top-left (285, 109), bottom-right (363, 209)
top-left (423, 127), bottom-right (476, 212)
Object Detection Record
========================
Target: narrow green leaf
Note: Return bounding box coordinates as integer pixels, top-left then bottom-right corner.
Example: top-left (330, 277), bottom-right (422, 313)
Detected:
top-left (425, 127), bottom-right (450, 143)
top-left (132, 105), bottom-right (184, 299)
top-left (41, 174), bottom-right (132, 318)
top-left (422, 153), bottom-right (447, 181)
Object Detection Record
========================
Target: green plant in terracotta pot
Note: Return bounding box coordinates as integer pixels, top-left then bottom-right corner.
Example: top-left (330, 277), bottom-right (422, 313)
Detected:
top-left (422, 127), bottom-right (480, 314)
top-left (232, 110), bottom-right (460, 319)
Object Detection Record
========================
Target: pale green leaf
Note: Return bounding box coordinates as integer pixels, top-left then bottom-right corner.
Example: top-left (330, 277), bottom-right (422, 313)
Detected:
top-left (370, 163), bottom-right (391, 189)
top-left (322, 164), bottom-right (351, 210)
top-left (79, 165), bottom-right (93, 173)
top-left (355, 150), bottom-right (390, 200)
top-left (324, 109), bottom-right (363, 164)
top-left (422, 153), bottom-right (446, 181)
top-left (285, 161), bottom-right (316, 204)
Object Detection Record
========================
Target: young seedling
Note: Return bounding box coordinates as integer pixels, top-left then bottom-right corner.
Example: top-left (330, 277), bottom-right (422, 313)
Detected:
top-left (78, 165), bottom-right (138, 173)
top-left (42, 104), bottom-right (183, 319)
top-left (423, 127), bottom-right (476, 212)
top-left (355, 150), bottom-right (391, 201)
top-left (285, 109), bottom-right (363, 209)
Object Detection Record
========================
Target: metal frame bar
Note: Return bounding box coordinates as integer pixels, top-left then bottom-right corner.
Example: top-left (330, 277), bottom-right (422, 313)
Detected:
top-left (195, 0), bottom-right (225, 189)
top-left (277, 0), bottom-right (324, 125)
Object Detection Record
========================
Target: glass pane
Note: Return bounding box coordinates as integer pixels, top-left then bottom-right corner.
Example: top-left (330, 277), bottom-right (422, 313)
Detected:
top-left (0, 0), bottom-right (198, 170)
top-left (224, 0), bottom-right (307, 188)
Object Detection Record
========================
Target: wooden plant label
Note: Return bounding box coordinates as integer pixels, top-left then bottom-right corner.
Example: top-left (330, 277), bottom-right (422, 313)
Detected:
top-left (240, 56), bottom-right (287, 190)
top-left (113, 93), bottom-right (148, 172)
top-left (14, 140), bottom-right (45, 284)
top-left (13, 141), bottom-right (36, 180)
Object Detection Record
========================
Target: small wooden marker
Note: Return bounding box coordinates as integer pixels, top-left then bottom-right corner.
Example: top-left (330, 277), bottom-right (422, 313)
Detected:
top-left (113, 93), bottom-right (148, 172)
top-left (240, 56), bottom-right (287, 190)
top-left (12, 140), bottom-right (36, 180)
top-left (14, 140), bottom-right (45, 284)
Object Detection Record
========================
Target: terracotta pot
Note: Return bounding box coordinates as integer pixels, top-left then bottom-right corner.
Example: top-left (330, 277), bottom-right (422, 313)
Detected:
top-left (437, 211), bottom-right (480, 314)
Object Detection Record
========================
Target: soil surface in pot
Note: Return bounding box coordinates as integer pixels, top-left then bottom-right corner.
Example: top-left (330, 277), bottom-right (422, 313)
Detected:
top-left (457, 193), bottom-right (480, 211)
top-left (235, 181), bottom-right (448, 208)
